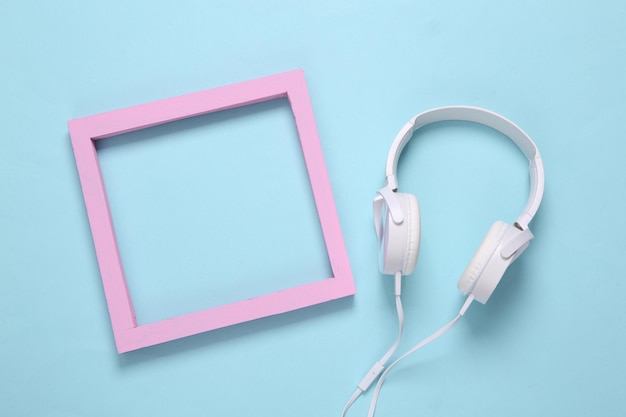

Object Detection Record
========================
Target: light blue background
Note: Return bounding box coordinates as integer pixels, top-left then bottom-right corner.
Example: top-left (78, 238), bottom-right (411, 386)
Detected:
top-left (1, 1), bottom-right (625, 416)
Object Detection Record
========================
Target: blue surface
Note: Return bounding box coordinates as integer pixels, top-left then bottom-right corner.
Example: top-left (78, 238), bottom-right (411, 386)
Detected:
top-left (1, 1), bottom-right (625, 416)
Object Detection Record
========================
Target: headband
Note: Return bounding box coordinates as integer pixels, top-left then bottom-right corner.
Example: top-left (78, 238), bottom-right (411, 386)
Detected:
top-left (384, 106), bottom-right (544, 230)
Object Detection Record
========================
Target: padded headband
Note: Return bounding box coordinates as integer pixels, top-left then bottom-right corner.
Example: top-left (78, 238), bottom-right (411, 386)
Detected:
top-left (384, 106), bottom-right (544, 230)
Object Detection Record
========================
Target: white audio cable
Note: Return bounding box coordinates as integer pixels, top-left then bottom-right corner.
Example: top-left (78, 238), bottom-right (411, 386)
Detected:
top-left (340, 272), bottom-right (405, 417)
top-left (366, 295), bottom-right (474, 417)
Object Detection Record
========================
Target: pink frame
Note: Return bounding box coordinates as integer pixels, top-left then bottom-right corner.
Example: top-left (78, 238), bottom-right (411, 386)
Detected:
top-left (69, 70), bottom-right (355, 353)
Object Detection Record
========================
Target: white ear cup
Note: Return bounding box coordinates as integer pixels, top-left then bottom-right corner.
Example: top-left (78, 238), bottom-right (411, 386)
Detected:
top-left (402, 194), bottom-right (420, 275)
top-left (376, 193), bottom-right (421, 275)
top-left (457, 221), bottom-right (533, 304)
top-left (457, 221), bottom-right (509, 296)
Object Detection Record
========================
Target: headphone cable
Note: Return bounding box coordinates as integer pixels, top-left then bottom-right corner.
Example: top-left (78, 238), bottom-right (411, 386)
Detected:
top-left (341, 272), bottom-right (405, 417)
top-left (366, 294), bottom-right (475, 417)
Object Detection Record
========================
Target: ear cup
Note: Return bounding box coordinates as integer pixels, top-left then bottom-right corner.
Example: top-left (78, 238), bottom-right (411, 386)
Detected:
top-left (457, 221), bottom-right (509, 295)
top-left (402, 194), bottom-right (420, 275)
top-left (376, 192), bottom-right (421, 276)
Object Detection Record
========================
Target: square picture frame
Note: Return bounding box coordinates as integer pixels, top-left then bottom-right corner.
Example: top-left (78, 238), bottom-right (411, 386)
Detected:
top-left (69, 70), bottom-right (355, 353)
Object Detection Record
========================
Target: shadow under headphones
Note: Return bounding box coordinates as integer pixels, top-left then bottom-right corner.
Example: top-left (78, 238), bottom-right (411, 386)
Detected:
top-left (341, 106), bottom-right (544, 417)
top-left (374, 105), bottom-right (544, 303)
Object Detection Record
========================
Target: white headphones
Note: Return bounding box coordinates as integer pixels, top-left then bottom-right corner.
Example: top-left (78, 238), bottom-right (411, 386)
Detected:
top-left (341, 107), bottom-right (544, 417)
top-left (374, 105), bottom-right (544, 303)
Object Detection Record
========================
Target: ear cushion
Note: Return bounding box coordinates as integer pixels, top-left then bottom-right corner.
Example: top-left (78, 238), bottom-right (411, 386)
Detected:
top-left (457, 221), bottom-right (509, 295)
top-left (376, 192), bottom-right (421, 275)
top-left (401, 193), bottom-right (420, 275)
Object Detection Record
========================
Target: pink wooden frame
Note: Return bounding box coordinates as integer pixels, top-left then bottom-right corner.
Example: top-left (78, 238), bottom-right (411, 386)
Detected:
top-left (68, 70), bottom-right (355, 353)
